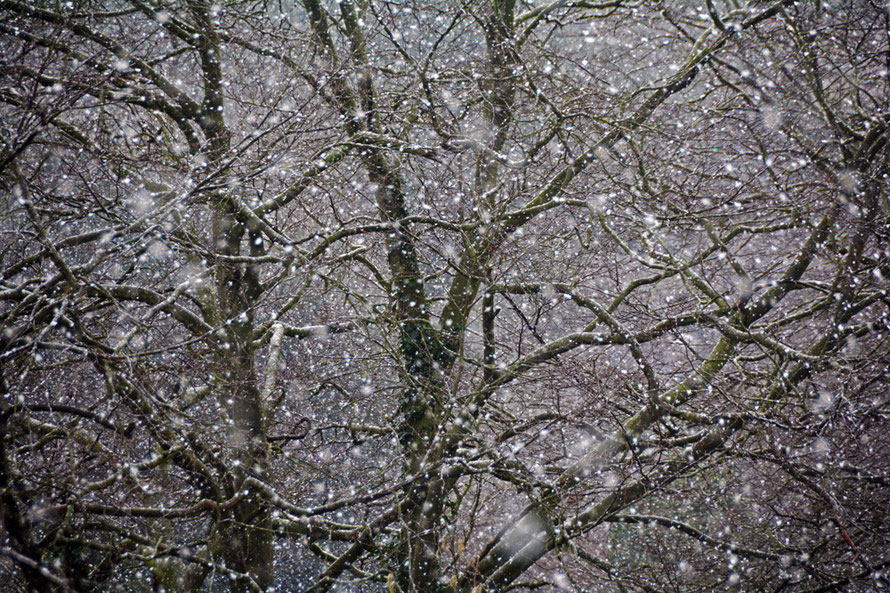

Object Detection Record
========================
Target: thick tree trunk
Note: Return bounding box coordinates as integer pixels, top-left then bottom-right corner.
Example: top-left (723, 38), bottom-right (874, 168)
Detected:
top-left (210, 205), bottom-right (273, 593)
top-left (191, 0), bottom-right (274, 583)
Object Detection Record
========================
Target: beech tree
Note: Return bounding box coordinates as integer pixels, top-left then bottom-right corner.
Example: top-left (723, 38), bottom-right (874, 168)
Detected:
top-left (1, 0), bottom-right (888, 592)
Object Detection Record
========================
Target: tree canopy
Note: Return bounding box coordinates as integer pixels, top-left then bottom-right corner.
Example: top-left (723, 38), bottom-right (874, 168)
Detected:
top-left (1, 0), bottom-right (888, 591)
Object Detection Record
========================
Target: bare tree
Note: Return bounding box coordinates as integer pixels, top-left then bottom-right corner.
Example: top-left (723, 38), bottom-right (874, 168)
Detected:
top-left (1, 1), bottom-right (888, 592)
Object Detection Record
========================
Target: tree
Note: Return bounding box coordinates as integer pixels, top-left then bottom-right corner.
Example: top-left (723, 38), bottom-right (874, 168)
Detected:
top-left (1, 0), bottom-right (888, 591)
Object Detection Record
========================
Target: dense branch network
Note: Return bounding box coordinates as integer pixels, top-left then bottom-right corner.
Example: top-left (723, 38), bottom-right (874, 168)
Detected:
top-left (1, 1), bottom-right (888, 592)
